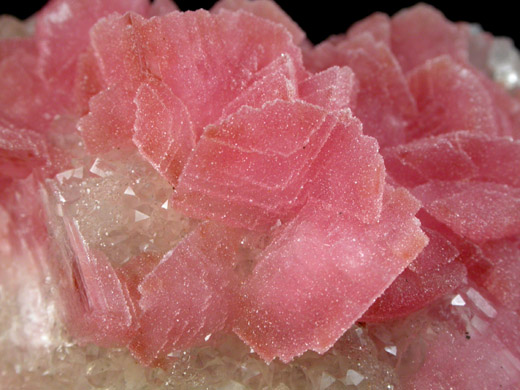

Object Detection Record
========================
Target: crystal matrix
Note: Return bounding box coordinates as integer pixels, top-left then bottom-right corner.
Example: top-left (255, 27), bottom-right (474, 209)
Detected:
top-left (1, 1), bottom-right (520, 389)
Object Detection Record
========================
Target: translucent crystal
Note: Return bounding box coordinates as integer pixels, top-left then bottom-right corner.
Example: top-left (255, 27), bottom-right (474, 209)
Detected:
top-left (466, 288), bottom-right (498, 318)
top-left (488, 37), bottom-right (520, 90)
top-left (345, 369), bottom-right (365, 386)
top-left (46, 152), bottom-right (194, 267)
top-left (1, 1), bottom-right (520, 389)
top-left (384, 346), bottom-right (397, 356)
top-left (451, 294), bottom-right (466, 306)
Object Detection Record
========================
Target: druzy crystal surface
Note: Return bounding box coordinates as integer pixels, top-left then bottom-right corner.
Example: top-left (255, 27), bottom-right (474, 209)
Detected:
top-left (1, 1), bottom-right (520, 389)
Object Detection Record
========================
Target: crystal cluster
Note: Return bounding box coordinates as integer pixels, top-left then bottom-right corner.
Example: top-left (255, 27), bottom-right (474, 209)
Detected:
top-left (1, 1), bottom-right (519, 389)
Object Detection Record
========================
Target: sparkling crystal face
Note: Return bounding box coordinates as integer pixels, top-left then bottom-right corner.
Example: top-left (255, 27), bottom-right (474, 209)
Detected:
top-left (47, 152), bottom-right (193, 267)
top-left (1, 1), bottom-right (520, 389)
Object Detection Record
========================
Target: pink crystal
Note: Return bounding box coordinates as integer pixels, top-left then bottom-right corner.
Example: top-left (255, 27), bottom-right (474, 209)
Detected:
top-left (133, 81), bottom-right (196, 185)
top-left (406, 56), bottom-right (499, 140)
top-left (1, 1), bottom-right (520, 389)
top-left (362, 227), bottom-right (466, 322)
top-left (390, 4), bottom-right (469, 72)
top-left (130, 222), bottom-right (241, 365)
top-left (235, 186), bottom-right (426, 362)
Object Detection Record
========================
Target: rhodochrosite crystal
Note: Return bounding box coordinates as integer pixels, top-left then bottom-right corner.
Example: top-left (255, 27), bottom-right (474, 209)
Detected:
top-left (1, 1), bottom-right (519, 389)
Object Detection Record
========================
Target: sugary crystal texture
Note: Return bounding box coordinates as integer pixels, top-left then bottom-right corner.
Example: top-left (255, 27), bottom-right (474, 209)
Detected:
top-left (1, 1), bottom-right (520, 389)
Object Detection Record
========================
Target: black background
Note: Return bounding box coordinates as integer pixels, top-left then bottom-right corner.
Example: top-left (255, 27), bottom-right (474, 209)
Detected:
top-left (1, 1), bottom-right (518, 46)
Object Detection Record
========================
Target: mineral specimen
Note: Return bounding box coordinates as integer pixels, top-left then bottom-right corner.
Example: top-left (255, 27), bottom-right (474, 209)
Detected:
top-left (1, 1), bottom-right (519, 389)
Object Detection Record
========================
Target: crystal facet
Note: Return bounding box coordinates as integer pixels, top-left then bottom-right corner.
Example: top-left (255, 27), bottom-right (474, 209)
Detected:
top-left (1, 1), bottom-right (519, 389)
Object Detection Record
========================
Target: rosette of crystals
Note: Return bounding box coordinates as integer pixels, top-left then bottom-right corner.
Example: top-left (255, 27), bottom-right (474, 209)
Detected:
top-left (1, 1), bottom-right (519, 389)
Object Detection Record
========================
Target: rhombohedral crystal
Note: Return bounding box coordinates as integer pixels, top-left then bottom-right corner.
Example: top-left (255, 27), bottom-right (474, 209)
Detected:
top-left (1, 1), bottom-right (519, 389)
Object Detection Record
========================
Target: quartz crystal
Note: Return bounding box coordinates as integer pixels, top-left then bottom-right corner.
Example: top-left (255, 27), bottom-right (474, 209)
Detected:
top-left (1, 1), bottom-right (519, 389)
